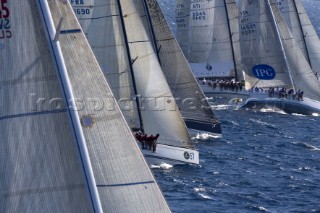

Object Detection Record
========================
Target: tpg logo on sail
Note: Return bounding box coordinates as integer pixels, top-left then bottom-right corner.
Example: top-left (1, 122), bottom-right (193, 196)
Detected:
top-left (252, 64), bottom-right (276, 80)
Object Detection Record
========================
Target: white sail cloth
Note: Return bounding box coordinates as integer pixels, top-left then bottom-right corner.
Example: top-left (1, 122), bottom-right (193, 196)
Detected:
top-left (175, 0), bottom-right (238, 79)
top-left (0, 1), bottom-right (170, 212)
top-left (74, 0), bottom-right (193, 147)
top-left (238, 0), bottom-right (320, 101)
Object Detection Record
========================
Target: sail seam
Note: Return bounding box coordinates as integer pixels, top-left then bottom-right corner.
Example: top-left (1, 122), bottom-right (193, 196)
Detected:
top-left (3, 184), bottom-right (85, 198)
top-left (0, 109), bottom-right (66, 121)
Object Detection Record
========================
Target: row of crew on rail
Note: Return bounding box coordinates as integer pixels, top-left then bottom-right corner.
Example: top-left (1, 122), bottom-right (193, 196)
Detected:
top-left (135, 132), bottom-right (159, 153)
top-left (199, 79), bottom-right (244, 92)
top-left (267, 87), bottom-right (304, 101)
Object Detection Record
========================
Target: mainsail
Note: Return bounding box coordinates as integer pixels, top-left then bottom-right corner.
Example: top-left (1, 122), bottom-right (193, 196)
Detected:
top-left (175, 0), bottom-right (240, 79)
top-left (238, 0), bottom-right (293, 88)
top-left (0, 0), bottom-right (170, 212)
top-left (142, 0), bottom-right (222, 134)
top-left (275, 0), bottom-right (320, 76)
top-left (239, 0), bottom-right (320, 101)
top-left (72, 0), bottom-right (195, 148)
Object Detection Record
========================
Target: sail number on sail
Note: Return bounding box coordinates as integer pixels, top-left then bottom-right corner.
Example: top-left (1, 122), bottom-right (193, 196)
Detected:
top-left (70, 0), bottom-right (92, 16)
top-left (239, 10), bottom-right (256, 36)
top-left (0, 0), bottom-right (11, 39)
top-left (190, 1), bottom-right (208, 26)
top-left (176, 3), bottom-right (188, 29)
top-left (275, 0), bottom-right (285, 12)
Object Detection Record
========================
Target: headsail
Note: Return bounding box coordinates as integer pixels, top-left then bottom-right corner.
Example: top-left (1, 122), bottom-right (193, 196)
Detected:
top-left (175, 0), bottom-right (238, 79)
top-left (72, 0), bottom-right (195, 148)
top-left (239, 0), bottom-right (320, 101)
top-left (275, 0), bottom-right (320, 75)
top-left (238, 0), bottom-right (293, 89)
top-left (268, 0), bottom-right (320, 100)
top-left (142, 0), bottom-right (222, 135)
top-left (0, 0), bottom-right (170, 212)
top-left (275, 0), bottom-right (309, 60)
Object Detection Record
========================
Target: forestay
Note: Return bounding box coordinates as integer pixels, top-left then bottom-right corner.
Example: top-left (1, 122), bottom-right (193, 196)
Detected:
top-left (143, 0), bottom-right (221, 130)
top-left (0, 0), bottom-right (170, 212)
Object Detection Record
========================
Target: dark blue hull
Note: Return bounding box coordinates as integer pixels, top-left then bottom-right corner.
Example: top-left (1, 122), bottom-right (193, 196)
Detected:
top-left (184, 118), bottom-right (222, 136)
top-left (242, 99), bottom-right (320, 115)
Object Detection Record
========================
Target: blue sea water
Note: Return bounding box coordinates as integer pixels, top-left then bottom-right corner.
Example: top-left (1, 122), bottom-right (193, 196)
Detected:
top-left (154, 1), bottom-right (320, 212)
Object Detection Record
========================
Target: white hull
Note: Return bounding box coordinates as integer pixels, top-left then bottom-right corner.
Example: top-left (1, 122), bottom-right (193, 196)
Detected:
top-left (200, 85), bottom-right (320, 115)
top-left (138, 143), bottom-right (199, 165)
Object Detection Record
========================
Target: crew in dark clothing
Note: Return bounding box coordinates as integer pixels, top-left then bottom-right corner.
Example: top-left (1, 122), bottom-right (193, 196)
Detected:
top-left (135, 132), bottom-right (145, 149)
top-left (146, 135), bottom-right (154, 150)
top-left (152, 134), bottom-right (159, 153)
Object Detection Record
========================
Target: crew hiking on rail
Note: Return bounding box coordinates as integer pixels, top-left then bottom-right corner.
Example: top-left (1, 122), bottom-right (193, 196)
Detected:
top-left (135, 132), bottom-right (159, 153)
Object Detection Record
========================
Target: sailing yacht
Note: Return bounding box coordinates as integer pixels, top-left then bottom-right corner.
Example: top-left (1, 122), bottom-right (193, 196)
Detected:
top-left (275, 0), bottom-right (320, 77)
top-left (142, 0), bottom-right (222, 137)
top-left (0, 0), bottom-right (171, 212)
top-left (71, 0), bottom-right (200, 164)
top-left (238, 0), bottom-right (320, 115)
top-left (175, 0), bottom-right (246, 99)
top-left (176, 0), bottom-right (320, 115)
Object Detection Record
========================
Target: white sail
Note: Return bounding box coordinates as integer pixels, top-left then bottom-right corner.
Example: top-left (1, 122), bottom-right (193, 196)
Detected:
top-left (73, 0), bottom-right (195, 148)
top-left (175, 0), bottom-right (191, 59)
top-left (275, 0), bottom-right (309, 59)
top-left (119, 0), bottom-right (193, 147)
top-left (71, 0), bottom-right (141, 130)
top-left (239, 0), bottom-right (320, 100)
top-left (175, 0), bottom-right (236, 78)
top-left (291, 0), bottom-right (320, 76)
top-left (143, 0), bottom-right (221, 135)
top-left (238, 0), bottom-right (293, 89)
top-left (269, 0), bottom-right (320, 101)
top-left (0, 0), bottom-right (170, 212)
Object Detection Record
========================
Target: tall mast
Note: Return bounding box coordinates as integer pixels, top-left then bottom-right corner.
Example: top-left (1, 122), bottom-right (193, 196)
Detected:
top-left (142, 0), bottom-right (162, 65)
top-left (116, 0), bottom-right (144, 133)
top-left (224, 0), bottom-right (238, 81)
top-left (267, 0), bottom-right (295, 90)
top-left (38, 0), bottom-right (103, 212)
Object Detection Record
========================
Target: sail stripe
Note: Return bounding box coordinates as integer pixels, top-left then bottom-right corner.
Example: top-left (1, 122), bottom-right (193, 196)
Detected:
top-left (97, 181), bottom-right (155, 187)
top-left (60, 29), bottom-right (82, 34)
top-left (0, 110), bottom-right (66, 121)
